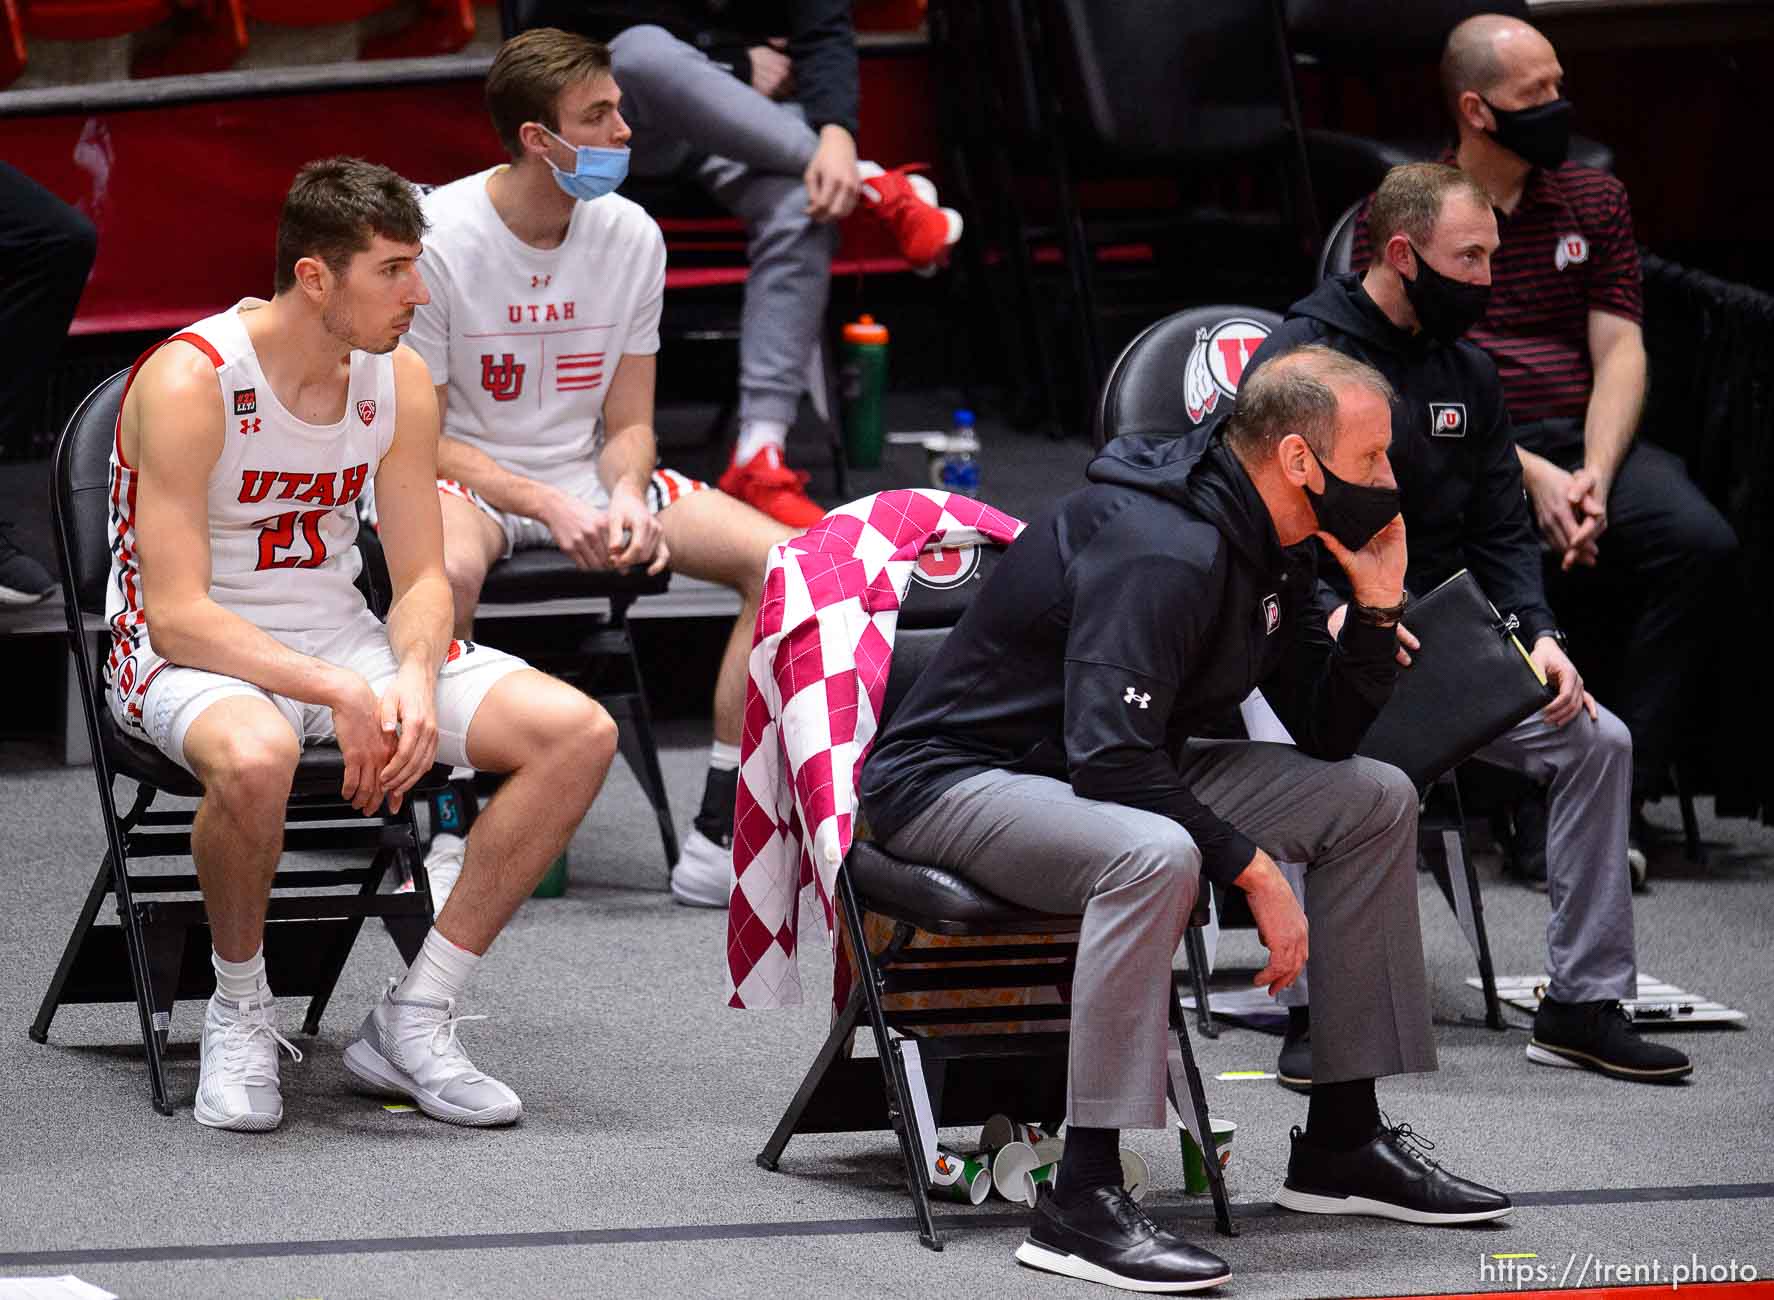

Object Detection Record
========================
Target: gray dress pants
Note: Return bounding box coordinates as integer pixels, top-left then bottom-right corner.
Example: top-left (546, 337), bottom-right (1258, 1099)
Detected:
top-left (1276, 703), bottom-right (1638, 1008)
top-left (610, 24), bottom-right (838, 426)
top-left (878, 742), bottom-right (1436, 1130)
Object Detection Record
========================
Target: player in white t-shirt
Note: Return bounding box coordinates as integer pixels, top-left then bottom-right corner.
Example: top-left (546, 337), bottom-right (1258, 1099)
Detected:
top-left (409, 30), bottom-right (797, 909)
top-left (112, 157), bottom-right (617, 1133)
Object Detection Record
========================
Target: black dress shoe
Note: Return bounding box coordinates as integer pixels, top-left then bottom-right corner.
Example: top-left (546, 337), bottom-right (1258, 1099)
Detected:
top-left (1276, 1123), bottom-right (1512, 1225)
top-left (1016, 1184), bottom-right (1232, 1293)
top-left (1276, 1019), bottom-right (1311, 1094)
top-left (1528, 996), bottom-right (1693, 1082)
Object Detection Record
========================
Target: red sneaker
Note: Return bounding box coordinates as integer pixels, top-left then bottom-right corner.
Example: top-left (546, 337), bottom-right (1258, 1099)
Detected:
top-left (856, 163), bottom-right (964, 269)
top-left (718, 445), bottom-right (827, 529)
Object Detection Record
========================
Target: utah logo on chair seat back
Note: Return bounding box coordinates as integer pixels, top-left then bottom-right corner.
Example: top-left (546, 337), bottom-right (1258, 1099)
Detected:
top-left (1184, 318), bottom-right (1272, 424)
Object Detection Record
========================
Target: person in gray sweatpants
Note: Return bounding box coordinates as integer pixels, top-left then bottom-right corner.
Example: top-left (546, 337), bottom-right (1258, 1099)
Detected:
top-left (861, 345), bottom-right (1511, 1295)
top-left (602, 12), bottom-right (959, 529)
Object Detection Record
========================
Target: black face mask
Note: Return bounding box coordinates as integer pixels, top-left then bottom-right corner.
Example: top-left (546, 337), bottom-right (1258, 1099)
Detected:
top-left (1402, 243), bottom-right (1492, 344)
top-left (1304, 448), bottom-right (1401, 553)
top-left (1482, 95), bottom-right (1573, 169)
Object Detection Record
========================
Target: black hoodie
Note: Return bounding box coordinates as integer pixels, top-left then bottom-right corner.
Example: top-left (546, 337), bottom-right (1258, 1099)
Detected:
top-left (1246, 274), bottom-right (1558, 640)
top-left (858, 429), bottom-right (1402, 887)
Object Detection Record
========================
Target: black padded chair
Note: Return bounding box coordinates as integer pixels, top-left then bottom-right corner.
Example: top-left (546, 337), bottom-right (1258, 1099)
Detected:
top-left (1094, 305), bottom-right (1285, 451)
top-left (756, 545), bottom-right (1234, 1252)
top-left (33, 369), bottom-right (447, 1116)
top-left (470, 549), bottom-right (680, 872)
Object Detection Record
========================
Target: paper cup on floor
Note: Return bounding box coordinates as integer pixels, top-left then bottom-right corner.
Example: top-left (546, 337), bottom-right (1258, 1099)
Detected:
top-left (980, 1115), bottom-right (1058, 1156)
top-left (930, 1148), bottom-right (991, 1205)
top-left (991, 1140), bottom-right (1043, 1204)
top-left (1178, 1117), bottom-right (1237, 1195)
top-left (1026, 1160), bottom-right (1059, 1203)
top-left (1119, 1148), bottom-right (1152, 1203)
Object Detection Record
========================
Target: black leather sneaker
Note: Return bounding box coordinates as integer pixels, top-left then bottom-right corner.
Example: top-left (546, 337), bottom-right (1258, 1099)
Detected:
top-left (1528, 996), bottom-right (1693, 1082)
top-left (1276, 1018), bottom-right (1311, 1094)
top-left (1276, 1122), bottom-right (1512, 1224)
top-left (1015, 1185), bottom-right (1232, 1293)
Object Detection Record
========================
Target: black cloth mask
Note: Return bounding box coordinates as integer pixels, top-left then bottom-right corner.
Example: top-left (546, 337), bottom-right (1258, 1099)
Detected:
top-left (1304, 448), bottom-right (1401, 553)
top-left (1482, 96), bottom-right (1573, 169)
top-left (1403, 243), bottom-right (1493, 344)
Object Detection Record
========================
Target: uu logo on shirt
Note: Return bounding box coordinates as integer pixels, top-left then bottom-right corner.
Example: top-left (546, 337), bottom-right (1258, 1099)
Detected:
top-left (1555, 233), bottom-right (1590, 270)
top-left (1429, 402), bottom-right (1467, 438)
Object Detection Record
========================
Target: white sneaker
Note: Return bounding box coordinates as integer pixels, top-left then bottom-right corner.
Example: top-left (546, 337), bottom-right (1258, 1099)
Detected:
top-left (194, 992), bottom-right (302, 1132)
top-left (672, 827), bottom-right (734, 908)
top-left (342, 979), bottom-right (521, 1127)
top-left (424, 833), bottom-right (466, 911)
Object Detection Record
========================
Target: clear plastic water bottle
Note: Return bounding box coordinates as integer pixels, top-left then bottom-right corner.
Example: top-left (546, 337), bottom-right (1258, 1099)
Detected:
top-left (938, 408), bottom-right (981, 497)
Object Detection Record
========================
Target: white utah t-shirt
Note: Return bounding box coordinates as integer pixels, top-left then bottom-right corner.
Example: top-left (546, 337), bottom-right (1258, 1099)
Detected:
top-left (408, 168), bottom-right (665, 483)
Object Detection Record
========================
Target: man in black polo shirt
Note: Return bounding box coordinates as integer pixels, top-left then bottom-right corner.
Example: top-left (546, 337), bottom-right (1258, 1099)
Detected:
top-left (1353, 14), bottom-right (1737, 866)
top-left (1281, 162), bottom-right (1691, 1089)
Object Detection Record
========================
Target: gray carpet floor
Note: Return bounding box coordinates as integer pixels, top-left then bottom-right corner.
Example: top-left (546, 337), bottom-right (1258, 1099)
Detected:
top-left (2, 405), bottom-right (1771, 1298)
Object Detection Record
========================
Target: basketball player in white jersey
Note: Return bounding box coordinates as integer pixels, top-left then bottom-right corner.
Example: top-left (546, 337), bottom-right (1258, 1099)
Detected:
top-left (108, 157), bottom-right (615, 1131)
top-left (409, 30), bottom-right (795, 910)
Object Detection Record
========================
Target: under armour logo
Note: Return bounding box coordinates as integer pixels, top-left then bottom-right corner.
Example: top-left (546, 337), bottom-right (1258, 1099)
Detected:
top-left (1124, 687), bottom-right (1151, 709)
top-left (239, 418), bottom-right (260, 435)
top-left (531, 273), bottom-right (552, 289)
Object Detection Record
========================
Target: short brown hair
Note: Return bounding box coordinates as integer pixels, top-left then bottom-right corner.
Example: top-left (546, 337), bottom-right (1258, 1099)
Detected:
top-left (274, 156), bottom-right (426, 295)
top-left (1365, 162), bottom-right (1492, 254)
top-left (1224, 345), bottom-right (1394, 460)
top-left (485, 28), bottom-right (613, 160)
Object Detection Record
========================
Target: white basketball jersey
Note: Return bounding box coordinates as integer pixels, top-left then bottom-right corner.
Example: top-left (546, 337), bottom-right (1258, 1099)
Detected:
top-left (105, 303), bottom-right (398, 667)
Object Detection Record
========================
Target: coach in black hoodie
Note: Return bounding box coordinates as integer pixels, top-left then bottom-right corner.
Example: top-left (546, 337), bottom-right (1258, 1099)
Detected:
top-left (861, 347), bottom-right (1510, 1294)
top-left (1245, 163), bottom-right (1689, 1093)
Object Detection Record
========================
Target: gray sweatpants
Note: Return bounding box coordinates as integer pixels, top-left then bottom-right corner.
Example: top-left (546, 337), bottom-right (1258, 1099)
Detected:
top-left (879, 743), bottom-right (1436, 1130)
top-left (1276, 704), bottom-right (1637, 1008)
top-left (610, 24), bottom-right (838, 426)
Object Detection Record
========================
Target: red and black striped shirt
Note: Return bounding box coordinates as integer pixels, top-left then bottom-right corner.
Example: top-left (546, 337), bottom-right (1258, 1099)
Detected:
top-left (1350, 160), bottom-right (1642, 422)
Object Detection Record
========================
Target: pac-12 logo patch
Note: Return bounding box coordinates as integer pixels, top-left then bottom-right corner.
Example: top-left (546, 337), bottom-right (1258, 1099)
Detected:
top-left (910, 544), bottom-right (981, 589)
top-left (232, 388), bottom-right (257, 416)
top-left (356, 400), bottom-right (377, 426)
top-left (1554, 233), bottom-right (1589, 270)
top-left (1262, 594), bottom-right (1281, 635)
top-left (1429, 402), bottom-right (1467, 437)
top-left (1183, 317), bottom-right (1272, 424)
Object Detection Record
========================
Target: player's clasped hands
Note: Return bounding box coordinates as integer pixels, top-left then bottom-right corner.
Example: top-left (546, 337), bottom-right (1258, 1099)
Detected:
top-left (541, 484), bottom-right (668, 575)
top-left (332, 670), bottom-right (399, 815)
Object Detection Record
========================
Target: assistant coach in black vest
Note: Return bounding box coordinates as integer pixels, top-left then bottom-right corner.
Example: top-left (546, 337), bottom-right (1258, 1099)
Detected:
top-left (1246, 162), bottom-right (1691, 1095)
top-left (861, 347), bottom-right (1510, 1295)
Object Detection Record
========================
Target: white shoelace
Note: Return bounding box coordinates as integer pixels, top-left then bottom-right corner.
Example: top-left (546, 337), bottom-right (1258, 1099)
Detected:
top-left (217, 1008), bottom-right (303, 1085)
top-left (426, 1008), bottom-right (490, 1082)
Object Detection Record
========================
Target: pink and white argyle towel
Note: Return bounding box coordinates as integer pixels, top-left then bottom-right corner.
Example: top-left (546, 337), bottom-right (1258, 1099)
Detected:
top-left (724, 489), bottom-right (1024, 1009)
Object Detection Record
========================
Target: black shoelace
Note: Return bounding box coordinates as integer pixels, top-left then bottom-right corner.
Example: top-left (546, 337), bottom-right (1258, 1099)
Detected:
top-left (1103, 1185), bottom-right (1162, 1237)
top-left (1380, 1114), bottom-right (1444, 1170)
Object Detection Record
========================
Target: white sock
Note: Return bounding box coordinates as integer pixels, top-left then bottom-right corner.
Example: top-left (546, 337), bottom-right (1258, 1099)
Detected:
top-left (708, 740), bottom-right (741, 772)
top-left (735, 419), bottom-right (788, 465)
top-left (398, 927), bottom-right (481, 1006)
top-left (212, 946), bottom-right (268, 1004)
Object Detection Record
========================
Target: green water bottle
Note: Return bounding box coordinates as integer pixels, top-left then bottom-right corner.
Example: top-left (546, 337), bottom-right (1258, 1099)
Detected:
top-left (840, 313), bottom-right (890, 469)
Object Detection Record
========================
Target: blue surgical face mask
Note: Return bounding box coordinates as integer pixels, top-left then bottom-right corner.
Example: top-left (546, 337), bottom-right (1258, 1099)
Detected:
top-left (540, 125), bottom-right (628, 202)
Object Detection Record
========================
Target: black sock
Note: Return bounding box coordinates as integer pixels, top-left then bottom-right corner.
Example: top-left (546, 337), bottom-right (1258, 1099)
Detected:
top-left (1055, 1125), bottom-right (1122, 1201)
top-left (1286, 1005), bottom-right (1310, 1039)
top-left (1305, 1078), bottom-right (1379, 1151)
top-left (695, 765), bottom-right (738, 846)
